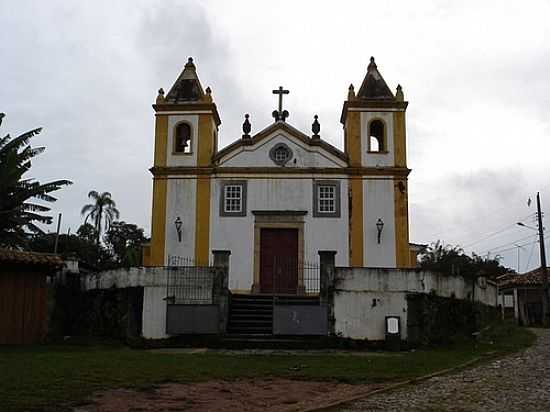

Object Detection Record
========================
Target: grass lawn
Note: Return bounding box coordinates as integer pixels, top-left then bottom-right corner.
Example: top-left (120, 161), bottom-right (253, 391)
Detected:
top-left (0, 323), bottom-right (535, 412)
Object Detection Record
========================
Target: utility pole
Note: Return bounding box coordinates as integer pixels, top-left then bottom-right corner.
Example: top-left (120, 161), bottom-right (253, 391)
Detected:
top-left (536, 192), bottom-right (548, 324)
top-left (53, 213), bottom-right (62, 254)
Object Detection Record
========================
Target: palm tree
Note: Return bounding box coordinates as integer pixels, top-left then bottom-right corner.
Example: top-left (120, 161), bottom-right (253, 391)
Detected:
top-left (0, 113), bottom-right (72, 247)
top-left (81, 191), bottom-right (120, 246)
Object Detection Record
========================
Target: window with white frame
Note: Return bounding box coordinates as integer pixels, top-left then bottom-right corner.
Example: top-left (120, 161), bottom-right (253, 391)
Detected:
top-left (224, 185), bottom-right (242, 212)
top-left (318, 185), bottom-right (336, 213)
top-left (313, 181), bottom-right (340, 217)
top-left (220, 181), bottom-right (247, 216)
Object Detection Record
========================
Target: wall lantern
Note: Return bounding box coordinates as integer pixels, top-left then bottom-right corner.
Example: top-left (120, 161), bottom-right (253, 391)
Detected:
top-left (174, 217), bottom-right (183, 242)
top-left (376, 218), bottom-right (384, 244)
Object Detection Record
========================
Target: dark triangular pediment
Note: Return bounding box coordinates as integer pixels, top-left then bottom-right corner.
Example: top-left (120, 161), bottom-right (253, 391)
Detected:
top-left (165, 57), bottom-right (204, 102)
top-left (357, 57), bottom-right (395, 100)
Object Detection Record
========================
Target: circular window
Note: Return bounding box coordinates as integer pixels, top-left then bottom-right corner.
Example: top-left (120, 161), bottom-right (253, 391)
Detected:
top-left (269, 143), bottom-right (293, 166)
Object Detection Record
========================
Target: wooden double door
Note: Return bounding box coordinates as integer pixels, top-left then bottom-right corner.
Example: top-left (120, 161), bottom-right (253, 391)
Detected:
top-left (259, 228), bottom-right (299, 294)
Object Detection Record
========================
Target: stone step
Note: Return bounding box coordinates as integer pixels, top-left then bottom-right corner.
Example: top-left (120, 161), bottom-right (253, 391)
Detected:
top-left (229, 312), bottom-right (273, 319)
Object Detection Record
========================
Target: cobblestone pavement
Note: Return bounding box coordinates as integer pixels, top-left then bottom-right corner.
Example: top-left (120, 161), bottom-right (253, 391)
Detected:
top-left (336, 329), bottom-right (550, 412)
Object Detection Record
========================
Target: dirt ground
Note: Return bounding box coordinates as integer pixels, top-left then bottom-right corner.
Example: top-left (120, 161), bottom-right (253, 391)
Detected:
top-left (73, 379), bottom-right (385, 412)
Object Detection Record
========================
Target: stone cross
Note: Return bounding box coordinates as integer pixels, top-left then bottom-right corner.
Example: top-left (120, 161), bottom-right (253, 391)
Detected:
top-left (272, 86), bottom-right (289, 121)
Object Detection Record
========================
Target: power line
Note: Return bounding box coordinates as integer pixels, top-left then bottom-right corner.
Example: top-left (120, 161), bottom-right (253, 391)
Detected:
top-left (461, 224), bottom-right (518, 249)
top-left (485, 234), bottom-right (550, 257)
top-left (482, 233), bottom-right (538, 254)
top-left (460, 212), bottom-right (537, 250)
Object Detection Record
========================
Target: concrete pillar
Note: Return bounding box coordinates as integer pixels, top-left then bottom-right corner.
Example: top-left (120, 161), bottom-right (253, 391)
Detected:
top-left (212, 250), bottom-right (231, 269)
top-left (212, 250), bottom-right (230, 333)
top-left (319, 251), bottom-right (336, 298)
top-left (319, 251), bottom-right (336, 335)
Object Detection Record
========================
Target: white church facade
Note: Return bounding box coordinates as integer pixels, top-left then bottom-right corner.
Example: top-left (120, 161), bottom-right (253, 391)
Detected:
top-left (145, 56), bottom-right (414, 294)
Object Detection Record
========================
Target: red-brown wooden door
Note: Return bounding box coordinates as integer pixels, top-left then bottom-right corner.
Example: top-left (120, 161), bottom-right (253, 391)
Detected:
top-left (260, 228), bottom-right (299, 294)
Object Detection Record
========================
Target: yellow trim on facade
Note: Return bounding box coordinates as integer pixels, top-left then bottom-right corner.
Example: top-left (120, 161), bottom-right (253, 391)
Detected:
top-left (194, 176), bottom-right (211, 265)
top-left (394, 179), bottom-right (410, 268)
top-left (150, 177), bottom-right (167, 266)
top-left (393, 111), bottom-right (407, 167)
top-left (409, 248), bottom-right (418, 268)
top-left (153, 115), bottom-right (168, 167)
top-left (197, 114), bottom-right (214, 166)
top-left (151, 166), bottom-right (411, 177)
top-left (349, 177), bottom-right (364, 267)
top-left (344, 111), bottom-right (362, 167)
top-left (149, 114), bottom-right (169, 266)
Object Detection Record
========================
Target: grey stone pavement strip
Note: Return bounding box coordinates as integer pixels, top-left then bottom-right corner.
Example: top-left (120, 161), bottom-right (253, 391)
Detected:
top-left (334, 328), bottom-right (550, 412)
top-left (150, 348), bottom-right (402, 357)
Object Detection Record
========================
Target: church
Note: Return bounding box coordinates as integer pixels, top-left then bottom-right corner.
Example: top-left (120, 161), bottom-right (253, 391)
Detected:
top-left (145, 56), bottom-right (414, 294)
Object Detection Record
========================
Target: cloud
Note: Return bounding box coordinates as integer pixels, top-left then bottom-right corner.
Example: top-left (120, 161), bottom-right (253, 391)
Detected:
top-left (1, 0), bottom-right (549, 272)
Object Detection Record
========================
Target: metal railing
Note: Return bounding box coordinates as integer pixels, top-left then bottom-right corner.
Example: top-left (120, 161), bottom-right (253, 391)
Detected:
top-left (165, 264), bottom-right (224, 305)
top-left (272, 257), bottom-right (320, 295)
top-left (167, 255), bottom-right (196, 267)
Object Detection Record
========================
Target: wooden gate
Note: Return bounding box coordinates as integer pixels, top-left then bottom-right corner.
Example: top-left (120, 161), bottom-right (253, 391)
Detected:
top-left (0, 271), bottom-right (48, 344)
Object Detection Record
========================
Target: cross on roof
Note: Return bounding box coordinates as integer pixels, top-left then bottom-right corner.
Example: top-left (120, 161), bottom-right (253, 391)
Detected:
top-left (272, 86), bottom-right (289, 122)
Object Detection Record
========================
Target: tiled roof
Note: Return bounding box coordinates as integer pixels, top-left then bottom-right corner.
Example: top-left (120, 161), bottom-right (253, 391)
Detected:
top-left (0, 248), bottom-right (63, 269)
top-left (497, 267), bottom-right (550, 289)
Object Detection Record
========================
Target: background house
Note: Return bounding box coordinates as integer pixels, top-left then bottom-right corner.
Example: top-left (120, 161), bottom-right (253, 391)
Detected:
top-left (0, 248), bottom-right (62, 344)
top-left (498, 268), bottom-right (549, 325)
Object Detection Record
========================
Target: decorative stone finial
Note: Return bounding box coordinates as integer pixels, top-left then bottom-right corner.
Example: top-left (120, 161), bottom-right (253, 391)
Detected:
top-left (312, 115), bottom-right (320, 139)
top-left (186, 57), bottom-right (195, 67)
top-left (242, 114), bottom-right (251, 139)
top-left (348, 84), bottom-right (356, 101)
top-left (395, 84), bottom-right (404, 101)
top-left (156, 88), bottom-right (165, 103)
top-left (369, 56), bottom-right (376, 67)
top-left (272, 110), bottom-right (289, 122)
top-left (203, 86), bottom-right (213, 102)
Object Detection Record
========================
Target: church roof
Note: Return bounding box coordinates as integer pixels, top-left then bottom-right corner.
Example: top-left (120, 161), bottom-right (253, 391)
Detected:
top-left (165, 57), bottom-right (205, 102)
top-left (213, 121), bottom-right (348, 163)
top-left (357, 57), bottom-right (395, 100)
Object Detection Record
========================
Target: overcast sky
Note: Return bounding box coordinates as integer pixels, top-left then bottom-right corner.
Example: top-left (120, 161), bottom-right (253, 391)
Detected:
top-left (2, 0), bottom-right (550, 271)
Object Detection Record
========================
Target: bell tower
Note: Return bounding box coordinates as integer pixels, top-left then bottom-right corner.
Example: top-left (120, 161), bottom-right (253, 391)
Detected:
top-left (148, 57), bottom-right (221, 266)
top-left (341, 57), bottom-right (411, 268)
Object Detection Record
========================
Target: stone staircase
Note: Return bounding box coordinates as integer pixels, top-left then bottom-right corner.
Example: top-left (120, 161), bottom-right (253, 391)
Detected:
top-left (227, 294), bottom-right (274, 334)
top-left (227, 293), bottom-right (322, 335)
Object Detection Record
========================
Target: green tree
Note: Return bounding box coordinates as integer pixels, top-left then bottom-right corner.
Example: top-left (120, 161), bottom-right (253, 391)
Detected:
top-left (419, 240), bottom-right (512, 279)
top-left (76, 222), bottom-right (98, 244)
top-left (104, 221), bottom-right (148, 267)
top-left (0, 113), bottom-right (72, 247)
top-left (80, 191), bottom-right (120, 246)
top-left (419, 240), bottom-right (513, 301)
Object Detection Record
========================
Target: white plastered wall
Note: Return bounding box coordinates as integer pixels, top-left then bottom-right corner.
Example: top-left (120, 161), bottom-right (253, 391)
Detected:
top-left (361, 111), bottom-right (394, 167)
top-left (209, 176), bottom-right (349, 291)
top-left (166, 114), bottom-right (199, 167)
top-left (363, 178), bottom-right (396, 267)
top-left (333, 268), bottom-right (499, 340)
top-left (220, 133), bottom-right (346, 168)
top-left (164, 177), bottom-right (197, 263)
top-left (142, 285), bottom-right (169, 339)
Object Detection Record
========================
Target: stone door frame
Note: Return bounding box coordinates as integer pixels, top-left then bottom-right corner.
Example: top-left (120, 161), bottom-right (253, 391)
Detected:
top-left (251, 211), bottom-right (306, 293)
